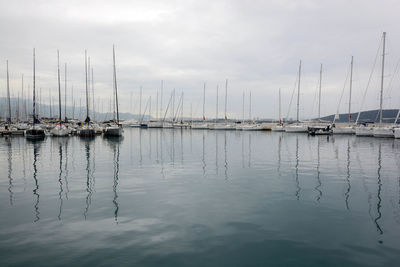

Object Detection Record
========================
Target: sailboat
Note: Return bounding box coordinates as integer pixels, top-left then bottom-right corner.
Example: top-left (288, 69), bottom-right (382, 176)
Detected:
top-left (51, 50), bottom-right (69, 137)
top-left (332, 57), bottom-right (356, 134)
top-left (355, 33), bottom-right (387, 137)
top-left (239, 91), bottom-right (262, 130)
top-left (307, 64), bottom-right (332, 135)
top-left (2, 60), bottom-right (14, 135)
top-left (271, 89), bottom-right (285, 132)
top-left (104, 45), bottom-right (123, 137)
top-left (371, 32), bottom-right (394, 137)
top-left (25, 48), bottom-right (46, 140)
top-left (77, 50), bottom-right (96, 137)
top-left (191, 83), bottom-right (209, 129)
top-left (285, 60), bottom-right (308, 133)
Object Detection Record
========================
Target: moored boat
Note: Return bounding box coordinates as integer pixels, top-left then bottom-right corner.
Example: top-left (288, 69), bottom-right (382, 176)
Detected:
top-left (373, 126), bottom-right (394, 138)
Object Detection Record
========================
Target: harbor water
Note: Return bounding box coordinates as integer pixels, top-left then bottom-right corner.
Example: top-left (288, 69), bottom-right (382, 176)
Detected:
top-left (1, 128), bottom-right (400, 266)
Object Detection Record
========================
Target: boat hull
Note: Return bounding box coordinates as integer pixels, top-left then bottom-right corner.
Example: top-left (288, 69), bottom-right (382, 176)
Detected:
top-left (373, 127), bottom-right (394, 138)
top-left (285, 125), bottom-right (308, 133)
top-left (332, 126), bottom-right (355, 134)
top-left (394, 128), bottom-right (400, 139)
top-left (271, 125), bottom-right (285, 132)
top-left (104, 126), bottom-right (123, 137)
top-left (25, 128), bottom-right (46, 140)
top-left (355, 126), bottom-right (374, 137)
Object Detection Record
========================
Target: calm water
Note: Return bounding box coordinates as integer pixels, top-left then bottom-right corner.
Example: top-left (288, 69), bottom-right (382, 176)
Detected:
top-left (1, 129), bottom-right (400, 266)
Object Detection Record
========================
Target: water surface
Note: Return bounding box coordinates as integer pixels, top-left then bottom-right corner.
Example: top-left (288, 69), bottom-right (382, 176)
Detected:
top-left (1, 129), bottom-right (400, 266)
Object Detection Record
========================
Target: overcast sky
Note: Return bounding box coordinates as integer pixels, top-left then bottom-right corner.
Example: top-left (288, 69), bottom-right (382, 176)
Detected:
top-left (0, 0), bottom-right (399, 120)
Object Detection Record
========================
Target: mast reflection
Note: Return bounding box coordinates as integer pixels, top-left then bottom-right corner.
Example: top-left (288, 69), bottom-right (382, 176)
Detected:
top-left (7, 138), bottom-right (13, 206)
top-left (315, 137), bottom-right (322, 202)
top-left (295, 136), bottom-right (300, 200)
top-left (375, 142), bottom-right (383, 238)
top-left (58, 141), bottom-right (64, 220)
top-left (202, 131), bottom-right (206, 177)
top-left (345, 139), bottom-right (351, 210)
top-left (83, 140), bottom-right (93, 219)
top-left (31, 140), bottom-right (42, 222)
top-left (107, 137), bottom-right (121, 223)
top-left (224, 132), bottom-right (228, 180)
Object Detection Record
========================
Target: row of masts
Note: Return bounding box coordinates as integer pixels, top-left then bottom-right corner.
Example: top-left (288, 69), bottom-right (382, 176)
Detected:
top-left (1, 32), bottom-right (396, 126)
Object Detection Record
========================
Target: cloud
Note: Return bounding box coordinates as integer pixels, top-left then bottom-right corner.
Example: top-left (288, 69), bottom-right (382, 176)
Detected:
top-left (0, 0), bottom-right (399, 120)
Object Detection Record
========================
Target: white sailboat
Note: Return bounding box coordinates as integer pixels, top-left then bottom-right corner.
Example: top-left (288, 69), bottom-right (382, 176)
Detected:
top-left (285, 60), bottom-right (308, 133)
top-left (271, 88), bottom-right (285, 132)
top-left (240, 91), bottom-right (262, 131)
top-left (191, 83), bottom-right (209, 129)
top-left (356, 33), bottom-right (385, 137)
top-left (372, 32), bottom-right (394, 137)
top-left (51, 50), bottom-right (69, 137)
top-left (104, 45), bottom-right (123, 137)
top-left (333, 56), bottom-right (356, 134)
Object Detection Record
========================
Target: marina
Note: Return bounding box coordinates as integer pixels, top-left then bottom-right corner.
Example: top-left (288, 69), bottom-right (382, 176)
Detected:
top-left (1, 1), bottom-right (400, 266)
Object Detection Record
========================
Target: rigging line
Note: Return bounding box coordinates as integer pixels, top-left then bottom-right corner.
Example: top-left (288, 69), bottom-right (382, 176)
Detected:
top-left (333, 63), bottom-right (351, 123)
top-left (356, 36), bottom-right (383, 124)
top-left (285, 71), bottom-right (299, 121)
top-left (384, 56), bottom-right (400, 99)
top-left (310, 71), bottom-right (321, 118)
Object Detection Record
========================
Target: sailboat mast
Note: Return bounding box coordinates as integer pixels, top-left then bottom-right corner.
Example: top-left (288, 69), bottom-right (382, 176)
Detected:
top-left (33, 48), bottom-right (36, 124)
top-left (297, 60), bottom-right (301, 122)
top-left (6, 60), bottom-right (11, 123)
top-left (216, 84), bottom-right (219, 122)
top-left (249, 90), bottom-right (252, 122)
top-left (279, 88), bottom-right (282, 124)
top-left (113, 45), bottom-right (120, 124)
top-left (202, 82), bottom-right (206, 120)
top-left (92, 67), bottom-right (95, 121)
top-left (379, 32), bottom-right (386, 124)
top-left (160, 80), bottom-right (163, 121)
top-left (349, 56), bottom-right (353, 123)
top-left (85, 50), bottom-right (89, 124)
top-left (224, 79), bottom-right (228, 120)
top-left (242, 91), bottom-right (245, 123)
top-left (64, 63), bottom-right (67, 121)
top-left (318, 63), bottom-right (322, 122)
top-left (57, 50), bottom-right (62, 122)
top-left (139, 86), bottom-right (142, 122)
top-left (156, 89), bottom-right (159, 120)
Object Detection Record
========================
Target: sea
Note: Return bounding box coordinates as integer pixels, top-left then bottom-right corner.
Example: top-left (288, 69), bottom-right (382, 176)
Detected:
top-left (1, 128), bottom-right (400, 266)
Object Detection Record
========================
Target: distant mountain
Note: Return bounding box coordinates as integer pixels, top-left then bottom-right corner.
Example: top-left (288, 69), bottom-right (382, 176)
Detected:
top-left (0, 97), bottom-right (149, 121)
top-left (320, 109), bottom-right (399, 123)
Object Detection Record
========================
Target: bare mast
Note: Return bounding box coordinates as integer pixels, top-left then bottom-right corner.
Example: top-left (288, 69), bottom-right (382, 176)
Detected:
top-left (224, 79), bottom-right (228, 120)
top-left (57, 50), bottom-right (62, 122)
top-left (6, 60), bottom-right (11, 123)
top-left (33, 48), bottom-right (36, 124)
top-left (379, 32), bottom-right (386, 124)
top-left (84, 50), bottom-right (90, 124)
top-left (348, 56), bottom-right (353, 123)
top-left (297, 60), bottom-right (301, 122)
top-left (113, 45), bottom-right (120, 125)
top-left (318, 63), bottom-right (322, 122)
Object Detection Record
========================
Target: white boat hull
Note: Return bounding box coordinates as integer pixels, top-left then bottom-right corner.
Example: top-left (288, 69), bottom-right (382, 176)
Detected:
top-left (394, 128), bottom-right (400, 139)
top-left (191, 123), bottom-right (208, 129)
top-left (285, 125), bottom-right (308, 133)
top-left (355, 126), bottom-right (374, 137)
top-left (332, 126), bottom-right (355, 134)
top-left (50, 125), bottom-right (69, 137)
top-left (271, 125), bottom-right (285, 132)
top-left (373, 127), bottom-right (394, 138)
